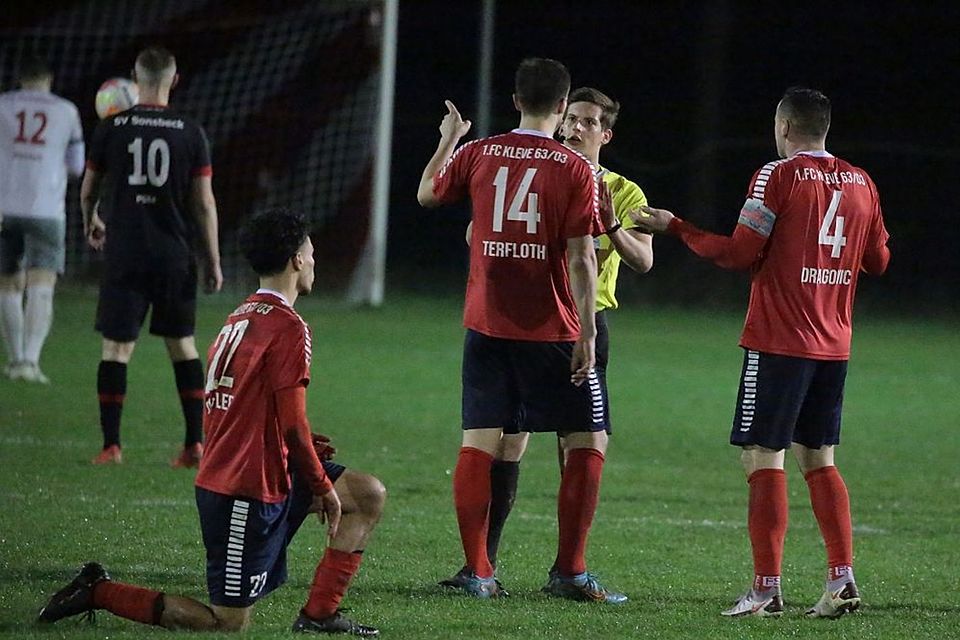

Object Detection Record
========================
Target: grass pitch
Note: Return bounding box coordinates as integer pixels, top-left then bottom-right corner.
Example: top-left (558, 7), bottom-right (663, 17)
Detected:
top-left (1, 287), bottom-right (958, 639)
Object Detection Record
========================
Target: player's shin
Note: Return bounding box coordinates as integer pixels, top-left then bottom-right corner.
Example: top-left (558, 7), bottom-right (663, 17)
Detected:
top-left (556, 448), bottom-right (604, 576)
top-left (805, 465), bottom-right (854, 588)
top-left (93, 581), bottom-right (165, 626)
top-left (303, 548), bottom-right (363, 620)
top-left (747, 469), bottom-right (788, 593)
top-left (486, 460), bottom-right (520, 567)
top-left (453, 447), bottom-right (495, 577)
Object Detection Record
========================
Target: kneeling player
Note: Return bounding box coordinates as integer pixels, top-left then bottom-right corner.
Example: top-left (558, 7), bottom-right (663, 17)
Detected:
top-left (37, 208), bottom-right (385, 635)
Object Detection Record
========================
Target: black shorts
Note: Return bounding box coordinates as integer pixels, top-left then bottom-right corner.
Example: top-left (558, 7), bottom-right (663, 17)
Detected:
top-left (196, 462), bottom-right (345, 608)
top-left (730, 349), bottom-right (847, 451)
top-left (95, 263), bottom-right (198, 341)
top-left (461, 329), bottom-right (608, 434)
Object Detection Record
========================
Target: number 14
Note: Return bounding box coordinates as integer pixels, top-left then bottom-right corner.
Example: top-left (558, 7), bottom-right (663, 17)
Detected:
top-left (492, 166), bottom-right (540, 234)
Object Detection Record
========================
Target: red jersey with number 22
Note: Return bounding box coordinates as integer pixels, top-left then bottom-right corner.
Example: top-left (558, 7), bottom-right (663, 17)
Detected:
top-left (738, 151), bottom-right (889, 359)
top-left (432, 129), bottom-right (598, 341)
top-left (195, 292), bottom-right (312, 503)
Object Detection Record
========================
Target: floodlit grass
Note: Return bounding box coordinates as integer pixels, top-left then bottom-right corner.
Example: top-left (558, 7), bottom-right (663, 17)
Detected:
top-left (1, 287), bottom-right (958, 639)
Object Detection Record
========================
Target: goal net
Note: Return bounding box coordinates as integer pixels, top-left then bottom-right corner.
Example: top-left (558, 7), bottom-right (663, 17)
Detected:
top-left (1, 0), bottom-right (395, 303)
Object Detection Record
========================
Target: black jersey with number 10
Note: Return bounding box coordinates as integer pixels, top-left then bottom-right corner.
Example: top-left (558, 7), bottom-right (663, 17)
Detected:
top-left (87, 104), bottom-right (212, 268)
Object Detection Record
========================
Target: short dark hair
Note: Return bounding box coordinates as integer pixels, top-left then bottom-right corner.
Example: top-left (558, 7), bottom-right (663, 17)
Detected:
top-left (568, 87), bottom-right (620, 130)
top-left (135, 46), bottom-right (176, 84)
top-left (514, 58), bottom-right (570, 116)
top-left (240, 208), bottom-right (309, 276)
top-left (17, 54), bottom-right (52, 83)
top-left (779, 86), bottom-right (831, 137)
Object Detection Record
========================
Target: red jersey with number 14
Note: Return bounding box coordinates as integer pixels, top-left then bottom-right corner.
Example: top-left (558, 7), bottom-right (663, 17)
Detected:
top-left (195, 292), bottom-right (312, 503)
top-left (433, 129), bottom-right (598, 341)
top-left (738, 151), bottom-right (889, 359)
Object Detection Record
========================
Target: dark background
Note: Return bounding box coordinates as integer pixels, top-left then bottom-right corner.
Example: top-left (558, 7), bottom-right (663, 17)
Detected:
top-left (390, 1), bottom-right (960, 314)
top-left (4, 1), bottom-right (959, 313)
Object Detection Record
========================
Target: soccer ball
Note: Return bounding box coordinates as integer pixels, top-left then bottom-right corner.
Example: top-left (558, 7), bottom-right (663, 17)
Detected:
top-left (95, 78), bottom-right (138, 119)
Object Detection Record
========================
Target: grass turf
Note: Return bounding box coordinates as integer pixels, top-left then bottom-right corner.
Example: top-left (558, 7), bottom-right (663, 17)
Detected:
top-left (1, 286), bottom-right (958, 639)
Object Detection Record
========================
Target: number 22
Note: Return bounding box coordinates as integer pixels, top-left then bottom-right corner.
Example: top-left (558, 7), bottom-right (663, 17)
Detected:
top-left (205, 319), bottom-right (249, 392)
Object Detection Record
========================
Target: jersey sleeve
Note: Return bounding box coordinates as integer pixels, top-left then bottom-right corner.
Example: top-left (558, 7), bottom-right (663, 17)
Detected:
top-left (192, 123), bottom-right (213, 177)
top-left (738, 163), bottom-right (783, 239)
top-left (862, 178), bottom-right (891, 274)
top-left (65, 104), bottom-right (85, 177)
top-left (431, 140), bottom-right (476, 204)
top-left (266, 317), bottom-right (312, 391)
top-left (563, 160), bottom-right (598, 239)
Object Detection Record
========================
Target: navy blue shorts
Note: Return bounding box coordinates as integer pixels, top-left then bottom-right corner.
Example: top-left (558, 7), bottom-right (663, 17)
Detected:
top-left (196, 462), bottom-right (345, 608)
top-left (462, 329), bottom-right (607, 434)
top-left (730, 349), bottom-right (847, 451)
top-left (95, 263), bottom-right (198, 341)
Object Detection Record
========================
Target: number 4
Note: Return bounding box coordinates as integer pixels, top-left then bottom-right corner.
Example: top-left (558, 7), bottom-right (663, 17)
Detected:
top-left (819, 190), bottom-right (846, 258)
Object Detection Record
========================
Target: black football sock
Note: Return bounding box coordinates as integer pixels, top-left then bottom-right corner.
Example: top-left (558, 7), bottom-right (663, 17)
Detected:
top-left (173, 359), bottom-right (204, 446)
top-left (97, 361), bottom-right (127, 448)
top-left (486, 460), bottom-right (520, 568)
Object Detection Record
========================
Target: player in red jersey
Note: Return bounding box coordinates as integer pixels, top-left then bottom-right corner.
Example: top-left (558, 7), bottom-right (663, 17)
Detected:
top-left (37, 209), bottom-right (384, 636)
top-left (632, 87), bottom-right (890, 618)
top-left (418, 58), bottom-right (624, 603)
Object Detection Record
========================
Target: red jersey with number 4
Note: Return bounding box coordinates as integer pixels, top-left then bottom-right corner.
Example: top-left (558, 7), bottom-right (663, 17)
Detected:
top-left (433, 129), bottom-right (598, 341)
top-left (195, 292), bottom-right (312, 503)
top-left (738, 151), bottom-right (889, 359)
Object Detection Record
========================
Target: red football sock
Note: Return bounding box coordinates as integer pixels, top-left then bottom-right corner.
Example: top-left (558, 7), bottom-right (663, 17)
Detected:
top-left (805, 465), bottom-right (853, 573)
top-left (93, 581), bottom-right (164, 625)
top-left (453, 446), bottom-right (494, 578)
top-left (303, 548), bottom-right (363, 620)
top-left (747, 468), bottom-right (788, 591)
top-left (556, 448), bottom-right (604, 576)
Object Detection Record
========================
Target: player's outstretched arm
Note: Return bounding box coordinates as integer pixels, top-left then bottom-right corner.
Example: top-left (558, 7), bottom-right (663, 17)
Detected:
top-left (632, 205), bottom-right (767, 271)
top-left (567, 234), bottom-right (597, 386)
top-left (189, 176), bottom-right (223, 293)
top-left (417, 100), bottom-right (472, 207)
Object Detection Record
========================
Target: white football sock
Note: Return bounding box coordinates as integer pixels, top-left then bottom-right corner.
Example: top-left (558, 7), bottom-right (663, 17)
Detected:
top-left (23, 284), bottom-right (54, 365)
top-left (0, 290), bottom-right (25, 364)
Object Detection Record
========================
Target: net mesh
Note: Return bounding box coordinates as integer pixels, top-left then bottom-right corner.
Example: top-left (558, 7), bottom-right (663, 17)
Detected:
top-left (1, 0), bottom-right (386, 292)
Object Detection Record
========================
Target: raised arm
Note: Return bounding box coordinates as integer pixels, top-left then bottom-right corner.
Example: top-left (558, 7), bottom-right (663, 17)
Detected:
top-left (417, 100), bottom-right (472, 207)
top-left (597, 180), bottom-right (653, 272)
top-left (189, 175), bottom-right (223, 293)
top-left (566, 234), bottom-right (598, 385)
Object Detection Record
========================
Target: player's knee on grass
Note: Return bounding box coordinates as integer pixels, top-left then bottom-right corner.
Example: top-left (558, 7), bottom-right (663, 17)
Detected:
top-left (208, 602), bottom-right (252, 632)
top-left (159, 594), bottom-right (233, 631)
